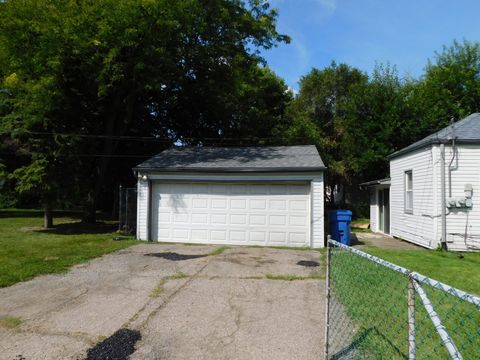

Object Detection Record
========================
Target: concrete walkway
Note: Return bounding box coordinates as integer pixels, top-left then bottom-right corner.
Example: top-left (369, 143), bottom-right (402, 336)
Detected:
top-left (352, 232), bottom-right (422, 250)
top-left (0, 244), bottom-right (325, 360)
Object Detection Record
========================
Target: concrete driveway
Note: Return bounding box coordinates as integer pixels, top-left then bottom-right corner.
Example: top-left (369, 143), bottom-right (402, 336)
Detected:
top-left (0, 244), bottom-right (325, 360)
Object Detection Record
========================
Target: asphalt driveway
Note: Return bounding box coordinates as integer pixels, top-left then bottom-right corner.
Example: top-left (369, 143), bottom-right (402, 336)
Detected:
top-left (0, 244), bottom-right (325, 360)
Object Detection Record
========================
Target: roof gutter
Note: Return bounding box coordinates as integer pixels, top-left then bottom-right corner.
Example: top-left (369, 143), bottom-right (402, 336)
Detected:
top-left (440, 144), bottom-right (447, 250)
top-left (389, 138), bottom-right (480, 159)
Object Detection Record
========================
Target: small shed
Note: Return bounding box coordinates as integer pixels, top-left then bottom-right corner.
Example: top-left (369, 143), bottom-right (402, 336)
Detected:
top-left (133, 146), bottom-right (326, 248)
top-left (360, 178), bottom-right (391, 235)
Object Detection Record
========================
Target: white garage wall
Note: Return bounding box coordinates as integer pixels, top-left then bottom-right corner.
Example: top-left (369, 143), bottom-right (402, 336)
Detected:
top-left (369, 189), bottom-right (378, 233)
top-left (135, 172), bottom-right (324, 248)
top-left (311, 175), bottom-right (324, 248)
top-left (136, 179), bottom-right (149, 240)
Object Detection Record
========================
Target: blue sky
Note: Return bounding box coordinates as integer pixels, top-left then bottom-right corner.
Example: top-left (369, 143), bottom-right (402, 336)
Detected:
top-left (261, 0), bottom-right (480, 91)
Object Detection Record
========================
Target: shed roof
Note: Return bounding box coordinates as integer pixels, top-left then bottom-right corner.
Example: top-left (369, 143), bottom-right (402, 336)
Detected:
top-left (359, 178), bottom-right (391, 188)
top-left (390, 113), bottom-right (480, 159)
top-left (134, 145), bottom-right (325, 172)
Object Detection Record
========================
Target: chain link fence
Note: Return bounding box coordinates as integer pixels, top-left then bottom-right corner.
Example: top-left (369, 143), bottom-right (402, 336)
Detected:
top-left (325, 238), bottom-right (480, 359)
top-left (118, 185), bottom-right (137, 234)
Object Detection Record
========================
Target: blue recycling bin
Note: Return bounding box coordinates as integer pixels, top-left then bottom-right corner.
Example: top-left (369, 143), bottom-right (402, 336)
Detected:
top-left (329, 210), bottom-right (352, 245)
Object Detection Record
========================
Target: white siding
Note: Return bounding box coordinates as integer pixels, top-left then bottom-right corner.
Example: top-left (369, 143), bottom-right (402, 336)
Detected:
top-left (390, 147), bottom-right (438, 248)
top-left (135, 172), bottom-right (324, 248)
top-left (311, 175), bottom-right (325, 248)
top-left (440, 144), bottom-right (480, 251)
top-left (370, 189), bottom-right (378, 232)
top-left (136, 178), bottom-right (149, 240)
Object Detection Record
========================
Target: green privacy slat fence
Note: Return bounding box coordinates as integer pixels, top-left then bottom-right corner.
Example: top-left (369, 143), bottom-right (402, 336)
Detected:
top-left (325, 239), bottom-right (480, 360)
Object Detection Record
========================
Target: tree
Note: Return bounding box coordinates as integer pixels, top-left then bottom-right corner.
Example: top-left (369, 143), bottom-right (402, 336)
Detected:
top-left (278, 63), bottom-right (368, 206)
top-left (341, 65), bottom-right (419, 195)
top-left (414, 40), bottom-right (480, 133)
top-left (0, 0), bottom-right (289, 225)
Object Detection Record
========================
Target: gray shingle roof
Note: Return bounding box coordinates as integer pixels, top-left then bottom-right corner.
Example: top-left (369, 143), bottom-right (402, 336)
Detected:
top-left (134, 145), bottom-right (325, 172)
top-left (390, 113), bottom-right (480, 158)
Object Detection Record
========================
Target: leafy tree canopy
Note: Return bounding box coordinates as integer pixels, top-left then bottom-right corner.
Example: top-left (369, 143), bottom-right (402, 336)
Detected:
top-left (0, 0), bottom-right (290, 224)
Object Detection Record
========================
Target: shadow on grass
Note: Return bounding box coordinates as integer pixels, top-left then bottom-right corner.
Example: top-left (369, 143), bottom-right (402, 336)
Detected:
top-left (0, 209), bottom-right (45, 218)
top-left (35, 221), bottom-right (118, 235)
top-left (349, 234), bottom-right (367, 246)
top-left (330, 327), bottom-right (405, 359)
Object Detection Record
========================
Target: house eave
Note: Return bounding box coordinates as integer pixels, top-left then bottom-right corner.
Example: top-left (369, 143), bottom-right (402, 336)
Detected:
top-left (389, 138), bottom-right (480, 159)
top-left (133, 166), bottom-right (327, 173)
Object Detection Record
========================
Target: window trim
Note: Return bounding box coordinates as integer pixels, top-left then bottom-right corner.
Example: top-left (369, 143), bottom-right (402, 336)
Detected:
top-left (404, 170), bottom-right (413, 214)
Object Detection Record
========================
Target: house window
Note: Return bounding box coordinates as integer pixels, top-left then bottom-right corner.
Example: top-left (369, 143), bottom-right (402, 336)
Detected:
top-left (405, 171), bottom-right (413, 213)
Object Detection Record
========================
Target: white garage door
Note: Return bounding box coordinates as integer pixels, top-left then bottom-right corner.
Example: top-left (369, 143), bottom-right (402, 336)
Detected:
top-left (151, 182), bottom-right (311, 246)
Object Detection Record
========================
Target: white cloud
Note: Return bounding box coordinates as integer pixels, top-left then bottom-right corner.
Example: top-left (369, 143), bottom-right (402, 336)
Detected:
top-left (315, 0), bottom-right (337, 11)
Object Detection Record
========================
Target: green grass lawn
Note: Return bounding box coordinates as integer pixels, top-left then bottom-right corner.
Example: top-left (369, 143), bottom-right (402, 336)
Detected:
top-left (363, 246), bottom-right (480, 295)
top-left (0, 209), bottom-right (138, 288)
top-left (329, 249), bottom-right (480, 359)
top-left (351, 218), bottom-right (371, 233)
top-left (328, 239), bottom-right (480, 359)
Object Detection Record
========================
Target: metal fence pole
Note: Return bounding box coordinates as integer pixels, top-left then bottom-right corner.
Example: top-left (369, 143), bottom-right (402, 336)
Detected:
top-left (412, 280), bottom-right (464, 360)
top-left (324, 236), bottom-right (331, 359)
top-left (118, 184), bottom-right (122, 232)
top-left (125, 188), bottom-right (129, 233)
top-left (408, 275), bottom-right (416, 360)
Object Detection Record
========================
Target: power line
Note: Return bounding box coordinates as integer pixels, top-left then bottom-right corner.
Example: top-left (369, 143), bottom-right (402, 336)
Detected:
top-left (0, 130), bottom-right (315, 142)
top-left (0, 152), bottom-right (153, 158)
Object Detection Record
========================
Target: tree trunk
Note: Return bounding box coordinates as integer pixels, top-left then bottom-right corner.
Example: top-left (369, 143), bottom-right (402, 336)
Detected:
top-left (44, 205), bottom-right (53, 229)
top-left (82, 191), bottom-right (97, 224)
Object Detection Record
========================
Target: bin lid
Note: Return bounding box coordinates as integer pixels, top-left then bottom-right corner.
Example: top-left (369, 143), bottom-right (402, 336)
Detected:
top-left (328, 210), bottom-right (352, 221)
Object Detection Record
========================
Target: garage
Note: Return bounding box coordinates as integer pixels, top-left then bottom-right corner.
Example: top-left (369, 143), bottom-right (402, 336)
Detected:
top-left (134, 146), bottom-right (325, 248)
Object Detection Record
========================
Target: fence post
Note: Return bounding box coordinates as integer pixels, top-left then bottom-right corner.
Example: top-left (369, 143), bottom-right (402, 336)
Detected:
top-left (408, 274), bottom-right (416, 360)
top-left (324, 235), bottom-right (331, 360)
top-left (118, 184), bottom-right (122, 232)
top-left (125, 188), bottom-right (129, 233)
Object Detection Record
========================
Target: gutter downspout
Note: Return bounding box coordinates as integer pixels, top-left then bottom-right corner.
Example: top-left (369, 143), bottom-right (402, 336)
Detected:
top-left (440, 144), bottom-right (447, 250)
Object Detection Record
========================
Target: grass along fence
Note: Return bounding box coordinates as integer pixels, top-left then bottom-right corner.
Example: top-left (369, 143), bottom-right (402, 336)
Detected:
top-left (325, 239), bottom-right (480, 359)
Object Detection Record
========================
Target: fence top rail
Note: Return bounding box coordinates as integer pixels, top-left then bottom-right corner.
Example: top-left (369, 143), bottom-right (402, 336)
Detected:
top-left (328, 239), bottom-right (480, 307)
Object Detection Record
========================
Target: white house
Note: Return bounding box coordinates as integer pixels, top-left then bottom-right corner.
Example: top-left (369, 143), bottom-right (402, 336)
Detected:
top-left (134, 145), bottom-right (326, 248)
top-left (363, 113), bottom-right (480, 251)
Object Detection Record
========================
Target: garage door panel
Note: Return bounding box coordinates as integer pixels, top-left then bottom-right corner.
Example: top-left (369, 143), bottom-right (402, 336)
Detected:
top-left (211, 198), bottom-right (227, 209)
top-left (269, 232), bottom-right (286, 243)
top-left (269, 199), bottom-right (286, 210)
top-left (230, 214), bottom-right (247, 225)
top-left (192, 198), bottom-right (208, 209)
top-left (269, 215), bottom-right (287, 226)
top-left (249, 214), bottom-right (266, 225)
top-left (290, 199), bottom-right (308, 211)
top-left (211, 214), bottom-right (227, 225)
top-left (230, 199), bottom-right (247, 209)
top-left (249, 231), bottom-right (266, 243)
top-left (229, 230), bottom-right (246, 241)
top-left (191, 213), bottom-right (208, 224)
top-left (192, 230), bottom-right (208, 241)
top-left (249, 199), bottom-right (267, 210)
top-left (289, 215), bottom-right (307, 226)
top-left (152, 182), bottom-right (310, 246)
top-left (211, 230), bottom-right (227, 241)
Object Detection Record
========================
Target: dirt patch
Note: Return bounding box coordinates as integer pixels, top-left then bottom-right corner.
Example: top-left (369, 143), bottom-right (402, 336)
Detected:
top-left (144, 252), bottom-right (208, 261)
top-left (86, 328), bottom-right (141, 360)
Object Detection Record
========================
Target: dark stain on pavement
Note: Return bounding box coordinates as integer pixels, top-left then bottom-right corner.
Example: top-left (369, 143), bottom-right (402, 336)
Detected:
top-left (85, 328), bottom-right (141, 360)
top-left (297, 260), bottom-right (320, 267)
top-left (145, 252), bottom-right (208, 261)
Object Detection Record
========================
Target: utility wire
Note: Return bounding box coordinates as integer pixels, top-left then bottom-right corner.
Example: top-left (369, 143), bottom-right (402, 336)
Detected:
top-left (0, 130), bottom-right (314, 142)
